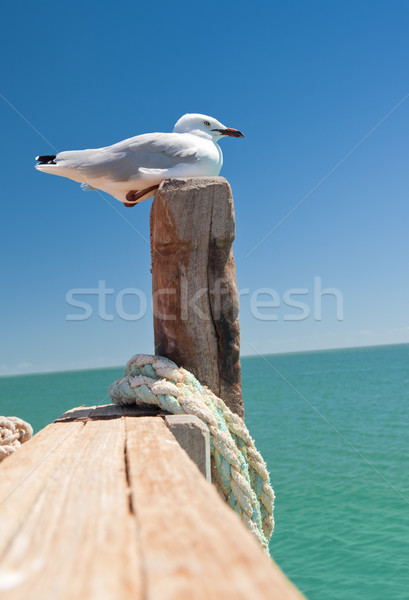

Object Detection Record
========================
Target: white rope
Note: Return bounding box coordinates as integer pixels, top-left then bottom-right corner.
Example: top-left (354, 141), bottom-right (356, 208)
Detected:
top-left (0, 416), bottom-right (33, 462)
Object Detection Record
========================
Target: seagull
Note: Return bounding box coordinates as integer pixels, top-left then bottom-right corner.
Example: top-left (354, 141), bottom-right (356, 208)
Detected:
top-left (35, 113), bottom-right (244, 207)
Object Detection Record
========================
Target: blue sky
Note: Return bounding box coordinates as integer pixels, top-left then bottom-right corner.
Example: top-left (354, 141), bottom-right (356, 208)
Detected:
top-left (0, 1), bottom-right (408, 375)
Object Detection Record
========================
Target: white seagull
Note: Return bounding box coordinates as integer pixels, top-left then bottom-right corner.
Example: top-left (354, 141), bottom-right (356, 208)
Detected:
top-left (35, 113), bottom-right (244, 207)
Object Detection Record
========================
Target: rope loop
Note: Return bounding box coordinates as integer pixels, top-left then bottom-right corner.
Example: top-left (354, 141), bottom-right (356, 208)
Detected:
top-left (109, 354), bottom-right (274, 553)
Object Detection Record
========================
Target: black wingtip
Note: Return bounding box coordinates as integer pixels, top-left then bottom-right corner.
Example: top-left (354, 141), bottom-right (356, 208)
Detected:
top-left (36, 155), bottom-right (57, 164)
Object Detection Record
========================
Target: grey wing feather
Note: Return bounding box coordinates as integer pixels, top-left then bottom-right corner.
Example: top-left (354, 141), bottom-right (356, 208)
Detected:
top-left (55, 133), bottom-right (199, 182)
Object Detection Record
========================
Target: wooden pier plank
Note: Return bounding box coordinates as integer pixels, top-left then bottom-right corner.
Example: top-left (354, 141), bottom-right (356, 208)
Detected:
top-left (0, 418), bottom-right (142, 600)
top-left (126, 417), bottom-right (303, 600)
top-left (0, 420), bottom-right (86, 558)
top-left (1, 412), bottom-right (302, 600)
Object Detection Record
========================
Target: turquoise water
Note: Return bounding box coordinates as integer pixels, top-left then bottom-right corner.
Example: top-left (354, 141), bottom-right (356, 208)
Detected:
top-left (1, 344), bottom-right (408, 599)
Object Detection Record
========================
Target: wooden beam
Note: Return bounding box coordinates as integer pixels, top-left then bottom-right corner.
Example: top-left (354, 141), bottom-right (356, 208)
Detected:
top-left (150, 177), bottom-right (244, 418)
top-left (0, 411), bottom-right (303, 600)
top-left (126, 417), bottom-right (303, 600)
top-left (0, 418), bottom-right (142, 599)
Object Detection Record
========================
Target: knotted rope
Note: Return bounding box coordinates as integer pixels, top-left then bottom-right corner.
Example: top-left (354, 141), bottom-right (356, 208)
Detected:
top-left (109, 354), bottom-right (275, 553)
top-left (0, 416), bottom-right (33, 462)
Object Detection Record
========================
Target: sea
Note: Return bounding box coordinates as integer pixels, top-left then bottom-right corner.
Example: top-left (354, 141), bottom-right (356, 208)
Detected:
top-left (1, 343), bottom-right (408, 600)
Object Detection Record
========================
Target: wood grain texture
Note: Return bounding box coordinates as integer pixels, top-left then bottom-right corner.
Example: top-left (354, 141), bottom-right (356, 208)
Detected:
top-left (126, 417), bottom-right (303, 600)
top-left (0, 410), bottom-right (303, 600)
top-left (150, 177), bottom-right (243, 418)
top-left (0, 418), bottom-right (142, 600)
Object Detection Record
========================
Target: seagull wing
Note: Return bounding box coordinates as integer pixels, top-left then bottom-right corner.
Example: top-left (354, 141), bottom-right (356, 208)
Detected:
top-left (55, 133), bottom-right (199, 182)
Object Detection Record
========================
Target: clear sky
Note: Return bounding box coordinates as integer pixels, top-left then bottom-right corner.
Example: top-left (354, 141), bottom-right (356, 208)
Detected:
top-left (1, 1), bottom-right (408, 375)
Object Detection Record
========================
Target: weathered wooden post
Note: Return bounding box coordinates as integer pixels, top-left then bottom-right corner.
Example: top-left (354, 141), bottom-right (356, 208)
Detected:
top-left (150, 177), bottom-right (244, 418)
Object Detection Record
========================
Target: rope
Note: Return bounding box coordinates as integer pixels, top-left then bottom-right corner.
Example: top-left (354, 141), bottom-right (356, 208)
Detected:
top-left (0, 416), bottom-right (33, 462)
top-left (109, 354), bottom-right (275, 553)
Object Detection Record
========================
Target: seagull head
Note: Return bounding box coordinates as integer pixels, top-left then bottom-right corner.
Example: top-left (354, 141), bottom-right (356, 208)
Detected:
top-left (173, 113), bottom-right (244, 141)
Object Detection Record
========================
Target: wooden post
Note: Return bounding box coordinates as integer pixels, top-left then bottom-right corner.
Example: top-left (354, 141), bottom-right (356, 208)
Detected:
top-left (150, 177), bottom-right (244, 419)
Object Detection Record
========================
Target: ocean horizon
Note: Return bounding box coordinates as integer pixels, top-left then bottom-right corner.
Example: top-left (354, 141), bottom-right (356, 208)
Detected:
top-left (1, 340), bottom-right (407, 379)
top-left (1, 342), bottom-right (408, 599)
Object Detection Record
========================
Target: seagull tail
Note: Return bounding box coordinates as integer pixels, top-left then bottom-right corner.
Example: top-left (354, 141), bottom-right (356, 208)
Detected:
top-left (35, 150), bottom-right (93, 183)
top-left (35, 161), bottom-right (83, 183)
top-left (35, 154), bottom-right (59, 174)
top-left (36, 155), bottom-right (57, 164)
top-left (35, 163), bottom-right (64, 174)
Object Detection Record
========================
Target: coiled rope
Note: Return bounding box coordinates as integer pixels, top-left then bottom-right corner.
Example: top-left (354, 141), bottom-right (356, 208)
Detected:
top-left (109, 354), bottom-right (275, 553)
top-left (0, 416), bottom-right (33, 462)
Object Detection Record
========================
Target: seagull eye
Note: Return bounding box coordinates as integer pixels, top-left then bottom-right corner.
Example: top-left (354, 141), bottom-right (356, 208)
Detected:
top-left (204, 120), bottom-right (210, 127)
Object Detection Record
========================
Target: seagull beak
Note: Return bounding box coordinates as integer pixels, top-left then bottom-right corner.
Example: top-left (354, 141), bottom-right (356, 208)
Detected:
top-left (212, 127), bottom-right (245, 138)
